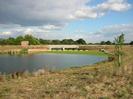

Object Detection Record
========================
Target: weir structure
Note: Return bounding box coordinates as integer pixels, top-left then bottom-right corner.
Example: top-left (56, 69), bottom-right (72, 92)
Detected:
top-left (48, 45), bottom-right (79, 50)
top-left (0, 41), bottom-right (114, 54)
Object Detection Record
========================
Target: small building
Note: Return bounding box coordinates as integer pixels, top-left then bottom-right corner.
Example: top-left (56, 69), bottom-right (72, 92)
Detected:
top-left (21, 41), bottom-right (29, 48)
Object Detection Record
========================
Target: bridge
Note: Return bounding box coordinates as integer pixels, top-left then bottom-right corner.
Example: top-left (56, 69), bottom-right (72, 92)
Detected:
top-left (48, 45), bottom-right (79, 50)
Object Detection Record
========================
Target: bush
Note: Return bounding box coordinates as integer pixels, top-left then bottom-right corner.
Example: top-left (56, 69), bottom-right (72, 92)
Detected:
top-left (19, 48), bottom-right (28, 54)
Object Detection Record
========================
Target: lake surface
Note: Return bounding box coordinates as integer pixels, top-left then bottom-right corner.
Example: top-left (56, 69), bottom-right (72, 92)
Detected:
top-left (0, 53), bottom-right (107, 73)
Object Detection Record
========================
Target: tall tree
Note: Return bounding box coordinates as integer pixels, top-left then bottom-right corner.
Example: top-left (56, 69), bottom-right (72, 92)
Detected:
top-left (24, 35), bottom-right (40, 45)
top-left (76, 38), bottom-right (86, 45)
top-left (15, 36), bottom-right (24, 45)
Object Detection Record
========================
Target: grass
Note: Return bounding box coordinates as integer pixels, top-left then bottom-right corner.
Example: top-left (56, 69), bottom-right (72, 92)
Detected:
top-left (0, 46), bottom-right (133, 99)
top-left (38, 50), bottom-right (108, 56)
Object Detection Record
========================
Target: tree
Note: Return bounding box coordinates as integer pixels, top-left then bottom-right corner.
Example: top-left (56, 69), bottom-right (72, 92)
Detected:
top-left (100, 41), bottom-right (105, 45)
top-left (105, 41), bottom-right (112, 45)
top-left (0, 35), bottom-right (89, 45)
top-left (39, 39), bottom-right (52, 44)
top-left (61, 39), bottom-right (75, 44)
top-left (100, 41), bottom-right (112, 45)
top-left (24, 35), bottom-right (40, 45)
top-left (129, 41), bottom-right (133, 45)
top-left (114, 33), bottom-right (124, 67)
top-left (15, 36), bottom-right (24, 45)
top-left (52, 40), bottom-right (61, 44)
top-left (76, 38), bottom-right (86, 45)
top-left (6, 37), bottom-right (16, 45)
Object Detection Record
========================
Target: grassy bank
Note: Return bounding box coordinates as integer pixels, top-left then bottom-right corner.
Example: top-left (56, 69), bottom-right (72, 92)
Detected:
top-left (37, 50), bottom-right (108, 56)
top-left (0, 46), bottom-right (133, 99)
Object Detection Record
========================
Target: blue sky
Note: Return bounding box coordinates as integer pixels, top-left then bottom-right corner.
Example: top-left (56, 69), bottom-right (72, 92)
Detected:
top-left (0, 0), bottom-right (133, 43)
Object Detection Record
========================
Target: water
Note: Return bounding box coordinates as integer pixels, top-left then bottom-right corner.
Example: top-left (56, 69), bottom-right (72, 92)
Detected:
top-left (0, 53), bottom-right (107, 73)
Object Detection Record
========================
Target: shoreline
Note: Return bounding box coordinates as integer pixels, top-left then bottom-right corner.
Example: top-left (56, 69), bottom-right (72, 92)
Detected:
top-left (29, 50), bottom-right (108, 57)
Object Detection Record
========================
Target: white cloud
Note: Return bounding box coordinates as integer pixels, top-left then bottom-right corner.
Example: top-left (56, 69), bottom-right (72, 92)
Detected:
top-left (0, 0), bottom-right (89, 26)
top-left (71, 0), bottom-right (131, 19)
top-left (73, 7), bottom-right (98, 19)
top-left (86, 24), bottom-right (133, 43)
top-left (24, 28), bottom-right (34, 35)
top-left (0, 0), bottom-right (131, 25)
top-left (40, 25), bottom-right (63, 30)
top-left (101, 24), bottom-right (133, 34)
top-left (0, 23), bottom-right (64, 36)
top-left (0, 24), bottom-right (133, 43)
top-left (27, 24), bottom-right (133, 43)
top-left (0, 0), bottom-right (132, 42)
top-left (1, 32), bottom-right (11, 35)
top-left (97, 0), bottom-right (131, 11)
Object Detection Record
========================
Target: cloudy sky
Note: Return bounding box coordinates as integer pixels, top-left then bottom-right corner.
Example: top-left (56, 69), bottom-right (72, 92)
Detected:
top-left (0, 0), bottom-right (133, 43)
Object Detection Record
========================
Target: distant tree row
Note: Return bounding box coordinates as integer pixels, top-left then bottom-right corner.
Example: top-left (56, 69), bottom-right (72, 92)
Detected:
top-left (0, 35), bottom-right (132, 45)
top-left (100, 41), bottom-right (113, 45)
top-left (100, 40), bottom-right (133, 45)
top-left (0, 35), bottom-right (87, 45)
top-left (0, 35), bottom-right (40, 45)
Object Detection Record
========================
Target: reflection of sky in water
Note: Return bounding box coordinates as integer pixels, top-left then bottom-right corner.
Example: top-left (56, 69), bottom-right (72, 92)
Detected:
top-left (0, 53), bottom-right (107, 73)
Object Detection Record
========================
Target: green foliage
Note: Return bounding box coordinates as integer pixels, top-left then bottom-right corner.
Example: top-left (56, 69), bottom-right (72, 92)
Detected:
top-left (15, 36), bottom-right (24, 45)
top-left (24, 35), bottom-right (40, 45)
top-left (114, 33), bottom-right (124, 67)
top-left (76, 38), bottom-right (86, 45)
top-left (51, 40), bottom-right (61, 45)
top-left (39, 39), bottom-right (52, 44)
top-left (100, 41), bottom-right (106, 45)
top-left (100, 41), bottom-right (112, 45)
top-left (19, 48), bottom-right (28, 54)
top-left (129, 41), bottom-right (133, 45)
top-left (0, 35), bottom-right (40, 45)
top-left (0, 35), bottom-right (87, 45)
top-left (61, 39), bottom-right (75, 44)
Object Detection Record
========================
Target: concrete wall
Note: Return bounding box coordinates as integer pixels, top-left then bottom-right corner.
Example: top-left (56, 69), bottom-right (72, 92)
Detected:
top-left (28, 48), bottom-right (49, 53)
top-left (48, 45), bottom-right (79, 50)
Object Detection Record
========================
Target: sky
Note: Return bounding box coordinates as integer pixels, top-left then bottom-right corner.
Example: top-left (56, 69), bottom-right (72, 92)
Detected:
top-left (0, 0), bottom-right (133, 43)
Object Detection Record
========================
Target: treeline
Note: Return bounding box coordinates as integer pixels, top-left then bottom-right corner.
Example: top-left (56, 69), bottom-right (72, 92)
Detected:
top-left (100, 40), bottom-right (133, 45)
top-left (0, 35), bottom-right (133, 45)
top-left (0, 35), bottom-right (86, 45)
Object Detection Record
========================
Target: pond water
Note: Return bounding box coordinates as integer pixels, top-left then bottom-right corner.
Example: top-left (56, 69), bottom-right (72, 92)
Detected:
top-left (0, 53), bottom-right (107, 73)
